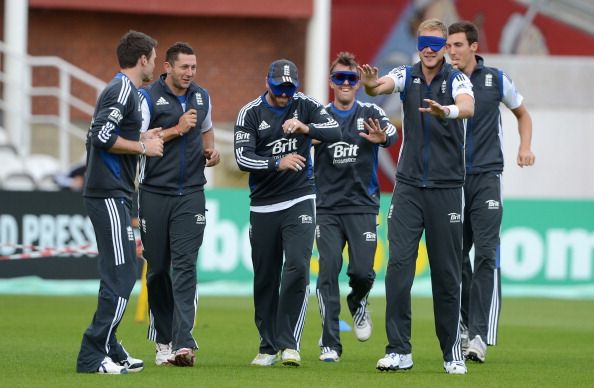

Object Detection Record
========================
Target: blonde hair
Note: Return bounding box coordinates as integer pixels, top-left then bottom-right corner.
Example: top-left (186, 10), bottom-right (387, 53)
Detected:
top-left (417, 18), bottom-right (447, 38)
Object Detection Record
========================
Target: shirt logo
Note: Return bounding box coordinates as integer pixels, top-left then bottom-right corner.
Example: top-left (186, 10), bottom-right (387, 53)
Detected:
top-left (449, 213), bottom-right (461, 223)
top-left (441, 80), bottom-right (447, 94)
top-left (413, 78), bottom-right (421, 84)
top-left (195, 214), bottom-right (206, 225)
top-left (486, 199), bottom-right (500, 210)
top-left (299, 215), bottom-right (313, 224)
top-left (108, 107), bottom-right (123, 124)
top-left (356, 118), bottom-right (365, 131)
top-left (127, 226), bottom-right (134, 241)
top-left (485, 74), bottom-right (493, 87)
top-left (156, 97), bottom-right (169, 106)
top-left (195, 94), bottom-right (204, 105)
top-left (363, 232), bottom-right (376, 242)
top-left (258, 120), bottom-right (271, 130)
top-left (328, 141), bottom-right (359, 165)
top-left (315, 225), bottom-right (320, 238)
top-left (388, 204), bottom-right (394, 219)
top-left (235, 131), bottom-right (250, 143)
top-left (141, 218), bottom-right (146, 234)
top-left (266, 138), bottom-right (298, 155)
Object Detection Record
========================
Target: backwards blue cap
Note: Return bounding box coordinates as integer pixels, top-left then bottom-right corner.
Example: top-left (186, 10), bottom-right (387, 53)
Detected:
top-left (417, 36), bottom-right (447, 52)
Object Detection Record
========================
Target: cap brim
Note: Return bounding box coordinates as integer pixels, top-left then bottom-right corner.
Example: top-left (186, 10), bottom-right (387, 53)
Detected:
top-left (268, 76), bottom-right (299, 87)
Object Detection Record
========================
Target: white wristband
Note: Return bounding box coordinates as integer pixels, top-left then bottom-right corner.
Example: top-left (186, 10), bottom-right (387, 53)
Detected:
top-left (139, 141), bottom-right (146, 155)
top-left (444, 104), bottom-right (459, 119)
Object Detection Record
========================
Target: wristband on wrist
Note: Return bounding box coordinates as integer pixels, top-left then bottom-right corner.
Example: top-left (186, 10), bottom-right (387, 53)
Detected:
top-left (139, 141), bottom-right (146, 155)
top-left (444, 104), bottom-right (459, 119)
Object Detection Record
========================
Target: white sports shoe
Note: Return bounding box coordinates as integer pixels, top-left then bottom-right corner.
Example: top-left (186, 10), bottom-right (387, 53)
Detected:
top-left (155, 342), bottom-right (173, 366)
top-left (117, 345), bottom-right (144, 372)
top-left (444, 360), bottom-right (468, 374)
top-left (354, 312), bottom-right (372, 342)
top-left (466, 335), bottom-right (487, 363)
top-left (376, 353), bottom-right (413, 371)
top-left (97, 356), bottom-right (128, 374)
top-left (319, 349), bottom-right (339, 362)
top-left (281, 348), bottom-right (301, 367)
top-left (170, 347), bottom-right (196, 367)
top-left (251, 352), bottom-right (280, 366)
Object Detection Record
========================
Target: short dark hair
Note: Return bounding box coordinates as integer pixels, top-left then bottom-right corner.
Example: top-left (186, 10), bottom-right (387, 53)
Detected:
top-left (330, 51), bottom-right (358, 73)
top-left (166, 42), bottom-right (195, 65)
top-left (448, 21), bottom-right (479, 45)
top-left (116, 30), bottom-right (157, 69)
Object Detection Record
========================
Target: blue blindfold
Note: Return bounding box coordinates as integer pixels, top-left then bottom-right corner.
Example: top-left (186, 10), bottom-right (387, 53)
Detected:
top-left (268, 80), bottom-right (297, 97)
top-left (417, 36), bottom-right (447, 52)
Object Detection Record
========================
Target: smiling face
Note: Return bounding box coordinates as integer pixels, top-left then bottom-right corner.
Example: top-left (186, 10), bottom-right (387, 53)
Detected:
top-left (417, 28), bottom-right (447, 70)
top-left (329, 63), bottom-right (360, 108)
top-left (446, 31), bottom-right (478, 73)
top-left (165, 53), bottom-right (197, 95)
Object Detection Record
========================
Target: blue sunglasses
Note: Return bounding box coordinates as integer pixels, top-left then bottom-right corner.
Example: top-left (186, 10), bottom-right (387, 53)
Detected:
top-left (330, 71), bottom-right (359, 86)
top-left (417, 35), bottom-right (447, 52)
top-left (268, 81), bottom-right (297, 97)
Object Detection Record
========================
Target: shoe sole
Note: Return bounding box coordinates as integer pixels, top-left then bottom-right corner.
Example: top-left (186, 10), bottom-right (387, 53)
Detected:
top-left (170, 352), bottom-right (195, 367)
top-left (466, 351), bottom-right (485, 363)
top-left (281, 359), bottom-right (300, 367)
top-left (376, 364), bottom-right (413, 372)
top-left (125, 365), bottom-right (144, 373)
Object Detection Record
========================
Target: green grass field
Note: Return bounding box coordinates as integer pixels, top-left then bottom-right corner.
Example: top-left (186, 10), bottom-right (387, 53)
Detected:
top-left (1, 294), bottom-right (593, 387)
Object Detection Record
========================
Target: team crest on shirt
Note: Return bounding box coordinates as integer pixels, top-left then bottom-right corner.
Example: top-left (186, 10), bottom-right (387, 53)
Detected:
top-left (388, 204), bottom-right (394, 219)
top-left (127, 226), bottom-right (134, 241)
top-left (485, 74), bottom-right (493, 87)
top-left (299, 215), bottom-right (313, 224)
top-left (315, 225), bottom-right (321, 238)
top-left (141, 218), bottom-right (147, 234)
top-left (195, 93), bottom-right (204, 105)
top-left (485, 200), bottom-right (500, 210)
top-left (356, 118), bottom-right (365, 131)
top-left (441, 80), bottom-right (447, 94)
top-left (363, 232), bottom-right (376, 242)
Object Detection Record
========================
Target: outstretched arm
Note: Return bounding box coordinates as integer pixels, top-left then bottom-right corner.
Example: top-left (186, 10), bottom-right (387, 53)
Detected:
top-left (358, 64), bottom-right (396, 96)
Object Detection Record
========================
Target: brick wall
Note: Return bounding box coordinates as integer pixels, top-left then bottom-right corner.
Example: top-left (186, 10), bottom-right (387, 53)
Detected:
top-left (24, 8), bottom-right (308, 124)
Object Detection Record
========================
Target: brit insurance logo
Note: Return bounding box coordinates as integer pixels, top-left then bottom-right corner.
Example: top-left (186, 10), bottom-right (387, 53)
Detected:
top-left (486, 199), bottom-right (500, 210)
top-left (449, 212), bottom-right (461, 223)
top-left (328, 141), bottom-right (359, 165)
top-left (108, 107), bottom-right (123, 124)
top-left (266, 138), bottom-right (297, 155)
top-left (195, 214), bottom-right (206, 225)
top-left (299, 214), bottom-right (313, 224)
top-left (363, 232), bottom-right (376, 242)
top-left (235, 131), bottom-right (250, 144)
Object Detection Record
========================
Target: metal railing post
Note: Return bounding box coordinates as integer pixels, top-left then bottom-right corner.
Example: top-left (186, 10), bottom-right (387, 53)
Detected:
top-left (59, 68), bottom-right (70, 170)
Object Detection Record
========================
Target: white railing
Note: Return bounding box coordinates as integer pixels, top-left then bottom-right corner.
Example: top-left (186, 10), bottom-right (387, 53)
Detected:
top-left (0, 40), bottom-right (106, 170)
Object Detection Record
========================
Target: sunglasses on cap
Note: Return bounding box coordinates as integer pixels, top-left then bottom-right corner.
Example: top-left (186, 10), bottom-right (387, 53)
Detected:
top-left (268, 81), bottom-right (297, 97)
top-left (330, 71), bottom-right (359, 86)
top-left (417, 35), bottom-right (447, 52)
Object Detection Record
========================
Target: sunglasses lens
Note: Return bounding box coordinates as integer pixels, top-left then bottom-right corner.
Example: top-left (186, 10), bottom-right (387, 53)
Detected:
top-left (331, 72), bottom-right (359, 86)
